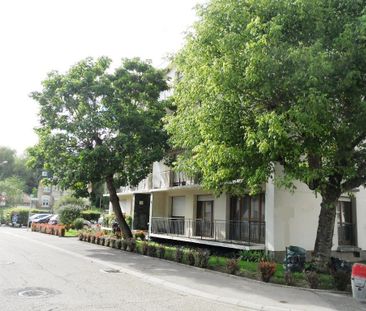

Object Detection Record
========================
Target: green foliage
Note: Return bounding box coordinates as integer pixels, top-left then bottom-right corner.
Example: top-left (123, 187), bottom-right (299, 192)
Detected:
top-left (0, 147), bottom-right (39, 194)
top-left (168, 0), bottom-right (366, 195)
top-left (59, 205), bottom-right (81, 226)
top-left (80, 210), bottom-right (101, 222)
top-left (3, 207), bottom-right (33, 226)
top-left (194, 249), bottom-right (210, 268)
top-left (166, 0), bottom-right (366, 266)
top-left (29, 56), bottom-right (168, 198)
top-left (305, 270), bottom-right (320, 289)
top-left (72, 218), bottom-right (85, 230)
top-left (54, 195), bottom-right (86, 212)
top-left (239, 250), bottom-right (265, 263)
top-left (0, 177), bottom-right (25, 207)
top-left (332, 270), bottom-right (351, 291)
top-left (226, 258), bottom-right (240, 275)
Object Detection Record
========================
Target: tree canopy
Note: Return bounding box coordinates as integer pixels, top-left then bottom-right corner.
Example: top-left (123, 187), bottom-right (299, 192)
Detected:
top-left (30, 57), bottom-right (168, 237)
top-left (167, 0), bottom-right (366, 268)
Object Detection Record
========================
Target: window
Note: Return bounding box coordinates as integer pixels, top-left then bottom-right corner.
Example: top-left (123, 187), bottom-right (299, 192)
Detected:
top-left (41, 195), bottom-right (50, 207)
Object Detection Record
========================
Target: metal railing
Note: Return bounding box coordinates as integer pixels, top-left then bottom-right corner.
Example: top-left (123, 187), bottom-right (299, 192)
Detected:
top-left (151, 217), bottom-right (265, 245)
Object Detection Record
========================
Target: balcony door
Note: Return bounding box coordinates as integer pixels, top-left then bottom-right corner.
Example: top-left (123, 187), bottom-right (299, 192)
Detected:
top-left (196, 197), bottom-right (213, 237)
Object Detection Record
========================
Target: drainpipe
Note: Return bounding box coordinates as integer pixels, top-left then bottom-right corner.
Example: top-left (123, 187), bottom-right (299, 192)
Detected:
top-left (148, 193), bottom-right (153, 240)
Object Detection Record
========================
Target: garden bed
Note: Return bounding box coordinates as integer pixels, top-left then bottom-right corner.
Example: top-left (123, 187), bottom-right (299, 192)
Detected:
top-left (78, 230), bottom-right (346, 292)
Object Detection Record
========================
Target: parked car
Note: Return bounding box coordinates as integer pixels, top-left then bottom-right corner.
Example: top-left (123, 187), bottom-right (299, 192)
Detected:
top-left (28, 214), bottom-right (51, 226)
top-left (48, 214), bottom-right (59, 225)
top-left (32, 214), bottom-right (53, 224)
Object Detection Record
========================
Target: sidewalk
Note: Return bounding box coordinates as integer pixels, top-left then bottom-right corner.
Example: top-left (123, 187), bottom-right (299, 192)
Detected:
top-left (51, 236), bottom-right (366, 311)
top-left (9, 229), bottom-right (366, 311)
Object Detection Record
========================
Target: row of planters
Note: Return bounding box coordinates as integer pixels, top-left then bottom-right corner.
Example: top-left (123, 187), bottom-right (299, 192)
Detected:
top-left (31, 223), bottom-right (66, 237)
top-left (78, 231), bottom-right (348, 291)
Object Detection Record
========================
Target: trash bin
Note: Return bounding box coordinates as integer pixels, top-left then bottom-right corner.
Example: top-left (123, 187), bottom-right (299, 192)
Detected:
top-left (351, 263), bottom-right (366, 303)
top-left (283, 245), bottom-right (306, 272)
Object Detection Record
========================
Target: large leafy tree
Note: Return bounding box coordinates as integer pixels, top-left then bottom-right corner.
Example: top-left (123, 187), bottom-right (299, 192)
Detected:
top-left (167, 0), bottom-right (366, 269)
top-left (30, 57), bottom-right (168, 238)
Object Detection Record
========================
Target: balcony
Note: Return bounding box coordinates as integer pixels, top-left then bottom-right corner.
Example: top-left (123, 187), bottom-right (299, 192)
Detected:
top-left (118, 174), bottom-right (152, 194)
top-left (153, 170), bottom-right (198, 189)
top-left (150, 217), bottom-right (265, 247)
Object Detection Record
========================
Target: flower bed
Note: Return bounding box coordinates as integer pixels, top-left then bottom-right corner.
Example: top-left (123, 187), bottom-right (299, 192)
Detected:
top-left (31, 223), bottom-right (66, 237)
top-left (78, 230), bottom-right (339, 291)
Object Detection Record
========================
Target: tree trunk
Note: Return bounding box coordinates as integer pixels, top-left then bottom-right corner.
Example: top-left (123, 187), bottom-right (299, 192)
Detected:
top-left (313, 192), bottom-right (338, 272)
top-left (105, 175), bottom-right (133, 238)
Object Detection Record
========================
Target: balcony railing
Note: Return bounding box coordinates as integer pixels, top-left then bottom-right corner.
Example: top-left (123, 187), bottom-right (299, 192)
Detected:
top-left (119, 175), bottom-right (152, 193)
top-left (151, 217), bottom-right (265, 245)
top-left (152, 170), bottom-right (198, 189)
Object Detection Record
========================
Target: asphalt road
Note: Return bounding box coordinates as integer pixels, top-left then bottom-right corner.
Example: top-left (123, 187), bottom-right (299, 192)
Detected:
top-left (0, 227), bottom-right (245, 311)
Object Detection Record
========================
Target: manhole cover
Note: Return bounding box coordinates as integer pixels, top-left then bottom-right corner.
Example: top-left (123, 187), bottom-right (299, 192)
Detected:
top-left (14, 287), bottom-right (59, 298)
top-left (279, 301), bottom-right (288, 304)
top-left (101, 268), bottom-right (121, 273)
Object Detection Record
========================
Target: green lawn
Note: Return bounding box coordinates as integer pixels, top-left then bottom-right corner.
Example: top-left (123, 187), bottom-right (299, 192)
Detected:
top-left (65, 229), bottom-right (79, 237)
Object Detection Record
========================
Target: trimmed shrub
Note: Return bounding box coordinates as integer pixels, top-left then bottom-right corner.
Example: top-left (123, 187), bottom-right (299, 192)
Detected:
top-left (284, 271), bottom-right (295, 286)
top-left (115, 239), bottom-right (122, 249)
top-left (121, 239), bottom-right (128, 251)
top-left (104, 237), bottom-right (110, 247)
top-left (59, 205), bottom-right (81, 227)
top-left (194, 249), bottom-right (210, 268)
top-left (110, 238), bottom-right (116, 248)
top-left (187, 250), bottom-right (195, 266)
top-left (141, 241), bottom-right (148, 255)
top-left (332, 270), bottom-right (351, 291)
top-left (80, 210), bottom-right (101, 222)
top-left (73, 218), bottom-right (85, 230)
top-left (259, 260), bottom-right (276, 282)
top-left (305, 270), bottom-right (319, 289)
top-left (226, 258), bottom-right (240, 275)
top-left (239, 250), bottom-right (265, 263)
top-left (147, 243), bottom-right (157, 257)
top-left (157, 245), bottom-right (166, 259)
top-left (134, 230), bottom-right (146, 241)
top-left (175, 247), bottom-right (184, 263)
top-left (126, 238), bottom-right (136, 252)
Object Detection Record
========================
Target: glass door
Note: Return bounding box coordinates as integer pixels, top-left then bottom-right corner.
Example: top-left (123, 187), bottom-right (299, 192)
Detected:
top-left (196, 200), bottom-right (213, 237)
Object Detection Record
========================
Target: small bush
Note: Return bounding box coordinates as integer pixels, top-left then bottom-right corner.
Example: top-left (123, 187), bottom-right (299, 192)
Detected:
top-left (157, 245), bottom-right (165, 259)
top-left (59, 205), bottom-right (81, 227)
top-left (226, 258), bottom-right (240, 275)
top-left (194, 249), bottom-right (210, 268)
top-left (305, 271), bottom-right (319, 289)
top-left (175, 247), bottom-right (184, 263)
top-left (284, 271), bottom-right (295, 286)
top-left (332, 270), bottom-right (351, 291)
top-left (110, 238), bottom-right (116, 248)
top-left (126, 238), bottom-right (136, 252)
top-left (90, 235), bottom-right (96, 243)
top-left (121, 239), bottom-right (128, 251)
top-left (104, 237), bottom-right (110, 247)
top-left (187, 250), bottom-right (195, 266)
top-left (240, 250), bottom-right (265, 263)
top-left (80, 210), bottom-right (101, 222)
top-left (73, 218), bottom-right (85, 230)
top-left (115, 239), bottom-right (122, 249)
top-left (134, 230), bottom-right (146, 241)
top-left (78, 232), bottom-right (84, 240)
top-left (259, 260), bottom-right (276, 282)
top-left (147, 244), bottom-right (157, 257)
top-left (141, 241), bottom-right (149, 255)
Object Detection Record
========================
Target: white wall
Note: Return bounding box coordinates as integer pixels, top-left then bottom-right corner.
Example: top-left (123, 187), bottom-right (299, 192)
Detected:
top-left (355, 187), bottom-right (366, 250)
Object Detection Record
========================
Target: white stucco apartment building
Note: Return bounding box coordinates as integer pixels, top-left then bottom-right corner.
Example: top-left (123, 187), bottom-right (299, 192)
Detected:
top-left (116, 161), bottom-right (366, 261)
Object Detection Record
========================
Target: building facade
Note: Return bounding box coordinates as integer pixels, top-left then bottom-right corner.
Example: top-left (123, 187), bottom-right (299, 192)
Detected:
top-left (116, 161), bottom-right (366, 261)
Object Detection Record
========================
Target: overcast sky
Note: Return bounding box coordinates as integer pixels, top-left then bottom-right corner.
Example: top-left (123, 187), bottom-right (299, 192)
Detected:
top-left (0, 0), bottom-right (203, 155)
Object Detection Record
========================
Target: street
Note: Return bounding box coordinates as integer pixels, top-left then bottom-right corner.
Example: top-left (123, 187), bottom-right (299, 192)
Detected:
top-left (0, 227), bottom-right (245, 311)
top-left (0, 227), bottom-right (365, 311)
